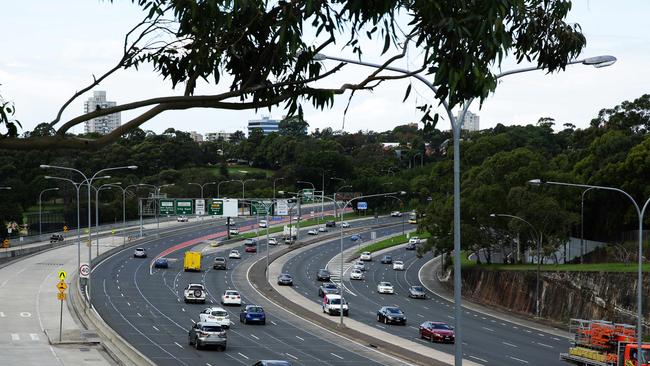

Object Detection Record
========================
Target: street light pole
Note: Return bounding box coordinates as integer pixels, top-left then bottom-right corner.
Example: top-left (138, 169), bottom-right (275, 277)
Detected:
top-left (297, 180), bottom-right (316, 225)
top-left (95, 183), bottom-right (120, 256)
top-left (39, 187), bottom-right (59, 236)
top-left (314, 52), bottom-right (616, 364)
top-left (273, 178), bottom-right (284, 203)
top-left (490, 213), bottom-right (542, 317)
top-left (580, 187), bottom-right (596, 264)
top-left (217, 180), bottom-right (232, 198)
top-left (528, 179), bottom-right (647, 362)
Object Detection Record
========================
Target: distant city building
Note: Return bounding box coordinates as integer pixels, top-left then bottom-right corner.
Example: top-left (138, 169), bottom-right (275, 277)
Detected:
top-left (247, 116), bottom-right (280, 136)
top-left (83, 91), bottom-right (121, 135)
top-left (189, 131), bottom-right (203, 143)
top-left (205, 131), bottom-right (234, 142)
top-left (458, 110), bottom-right (480, 132)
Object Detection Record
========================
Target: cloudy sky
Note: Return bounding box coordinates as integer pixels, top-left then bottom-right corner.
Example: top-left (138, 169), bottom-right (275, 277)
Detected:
top-left (1, 1), bottom-right (648, 136)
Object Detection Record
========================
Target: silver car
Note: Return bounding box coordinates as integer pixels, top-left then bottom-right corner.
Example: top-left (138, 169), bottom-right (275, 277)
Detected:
top-left (188, 322), bottom-right (227, 350)
top-left (408, 285), bottom-right (426, 299)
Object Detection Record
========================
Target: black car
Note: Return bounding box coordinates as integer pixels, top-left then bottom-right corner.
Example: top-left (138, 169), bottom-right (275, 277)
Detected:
top-left (380, 255), bottom-right (393, 264)
top-left (252, 361), bottom-right (293, 366)
top-left (277, 274), bottom-right (293, 286)
top-left (318, 282), bottom-right (340, 297)
top-left (316, 269), bottom-right (331, 281)
top-left (325, 221), bottom-right (336, 227)
top-left (377, 306), bottom-right (407, 325)
top-left (405, 242), bottom-right (417, 250)
top-left (49, 234), bottom-right (64, 243)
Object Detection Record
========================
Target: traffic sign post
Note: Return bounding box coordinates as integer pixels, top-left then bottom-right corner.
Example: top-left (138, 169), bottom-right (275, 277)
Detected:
top-left (57, 270), bottom-right (67, 281)
top-left (79, 263), bottom-right (90, 278)
top-left (56, 279), bottom-right (67, 342)
top-left (159, 199), bottom-right (175, 215)
top-left (175, 199), bottom-right (193, 215)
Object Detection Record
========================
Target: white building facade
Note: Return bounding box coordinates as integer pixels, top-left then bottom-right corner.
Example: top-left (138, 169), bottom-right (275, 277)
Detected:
top-left (205, 131), bottom-right (234, 142)
top-left (83, 91), bottom-right (121, 135)
top-left (458, 110), bottom-right (480, 132)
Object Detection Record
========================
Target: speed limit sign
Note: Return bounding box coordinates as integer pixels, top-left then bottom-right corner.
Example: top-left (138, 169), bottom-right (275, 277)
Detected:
top-left (79, 263), bottom-right (90, 278)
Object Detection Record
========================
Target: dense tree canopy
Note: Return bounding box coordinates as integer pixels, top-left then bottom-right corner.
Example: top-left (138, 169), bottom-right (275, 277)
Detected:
top-left (0, 0), bottom-right (585, 149)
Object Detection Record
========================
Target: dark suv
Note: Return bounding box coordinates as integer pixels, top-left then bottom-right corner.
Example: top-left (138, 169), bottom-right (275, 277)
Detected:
top-left (316, 269), bottom-right (331, 281)
top-left (213, 257), bottom-right (227, 270)
top-left (50, 234), bottom-right (64, 243)
top-left (325, 221), bottom-right (336, 227)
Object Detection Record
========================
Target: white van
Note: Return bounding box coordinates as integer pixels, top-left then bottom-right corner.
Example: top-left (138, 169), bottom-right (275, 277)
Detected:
top-left (322, 294), bottom-right (349, 316)
top-left (259, 220), bottom-right (268, 228)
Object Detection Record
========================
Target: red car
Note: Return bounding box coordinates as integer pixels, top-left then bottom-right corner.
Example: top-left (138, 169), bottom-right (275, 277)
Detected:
top-left (419, 321), bottom-right (455, 343)
top-left (244, 243), bottom-right (257, 253)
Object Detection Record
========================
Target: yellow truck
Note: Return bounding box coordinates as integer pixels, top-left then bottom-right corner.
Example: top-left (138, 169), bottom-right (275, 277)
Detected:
top-left (183, 251), bottom-right (202, 272)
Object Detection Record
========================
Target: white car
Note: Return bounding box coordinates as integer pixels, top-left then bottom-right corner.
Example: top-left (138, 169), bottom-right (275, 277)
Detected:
top-left (199, 307), bottom-right (231, 328)
top-left (350, 269), bottom-right (364, 280)
top-left (341, 222), bottom-right (350, 228)
top-left (353, 261), bottom-right (366, 271)
top-left (133, 248), bottom-right (147, 258)
top-left (177, 215), bottom-right (189, 222)
top-left (258, 220), bottom-right (268, 228)
top-left (377, 281), bottom-right (395, 294)
top-left (184, 283), bottom-right (207, 303)
top-left (391, 211), bottom-right (402, 217)
top-left (228, 249), bottom-right (241, 259)
top-left (360, 251), bottom-right (372, 261)
top-left (268, 237), bottom-right (278, 245)
top-left (221, 290), bottom-right (242, 306)
top-left (392, 261), bottom-right (404, 271)
top-left (307, 229), bottom-right (318, 235)
top-left (409, 236), bottom-right (420, 244)
top-left (318, 227), bottom-right (327, 232)
top-left (229, 228), bottom-right (239, 235)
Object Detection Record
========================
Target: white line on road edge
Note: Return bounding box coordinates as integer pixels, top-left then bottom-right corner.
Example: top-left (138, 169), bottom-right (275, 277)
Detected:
top-left (250, 334), bottom-right (259, 340)
top-left (153, 326), bottom-right (159, 331)
top-left (174, 342), bottom-right (183, 348)
top-left (481, 326), bottom-right (495, 332)
top-left (330, 353), bottom-right (344, 360)
top-left (469, 356), bottom-right (487, 363)
top-left (502, 341), bottom-right (518, 347)
top-left (285, 353), bottom-right (299, 360)
top-left (296, 335), bottom-right (304, 341)
top-left (238, 352), bottom-right (249, 359)
top-left (536, 342), bottom-right (553, 348)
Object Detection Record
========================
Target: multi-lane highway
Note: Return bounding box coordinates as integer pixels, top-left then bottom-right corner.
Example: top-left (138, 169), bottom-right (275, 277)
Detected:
top-left (282, 225), bottom-right (569, 365)
top-left (90, 215), bottom-right (412, 365)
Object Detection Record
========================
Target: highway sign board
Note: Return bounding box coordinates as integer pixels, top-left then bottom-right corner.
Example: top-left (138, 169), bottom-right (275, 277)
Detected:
top-left (79, 263), bottom-right (90, 278)
top-left (276, 199), bottom-right (289, 215)
top-left (57, 292), bottom-right (65, 301)
top-left (57, 281), bottom-right (67, 292)
top-left (209, 199), bottom-right (238, 216)
top-left (302, 188), bottom-right (314, 202)
top-left (159, 199), bottom-right (175, 215)
top-left (357, 201), bottom-right (368, 210)
top-left (57, 270), bottom-right (67, 281)
top-left (195, 199), bottom-right (205, 215)
top-left (176, 199), bottom-right (193, 215)
top-left (251, 200), bottom-right (273, 215)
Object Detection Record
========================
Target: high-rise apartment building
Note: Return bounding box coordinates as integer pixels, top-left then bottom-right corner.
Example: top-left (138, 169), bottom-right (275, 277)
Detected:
top-left (458, 110), bottom-right (480, 132)
top-left (205, 131), bottom-right (234, 142)
top-left (83, 91), bottom-right (121, 135)
top-left (189, 131), bottom-right (204, 143)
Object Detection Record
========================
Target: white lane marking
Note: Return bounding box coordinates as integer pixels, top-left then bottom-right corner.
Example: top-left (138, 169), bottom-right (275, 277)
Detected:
top-left (174, 342), bottom-right (183, 348)
top-left (271, 321), bottom-right (277, 325)
top-left (537, 333), bottom-right (545, 337)
top-left (238, 352), bottom-right (249, 359)
top-left (469, 356), bottom-right (488, 363)
top-left (191, 319), bottom-right (196, 324)
top-left (11, 334), bottom-right (19, 341)
top-left (417, 313), bottom-right (424, 318)
top-left (481, 326), bottom-right (495, 332)
top-left (153, 326), bottom-right (159, 331)
top-left (296, 335), bottom-right (305, 341)
top-left (0, 312), bottom-right (5, 317)
top-left (20, 312), bottom-right (31, 318)
top-left (285, 353), bottom-right (298, 360)
top-left (508, 356), bottom-right (529, 363)
top-left (552, 337), bottom-right (561, 341)
top-left (137, 313), bottom-right (142, 317)
top-left (126, 302), bottom-right (131, 306)
top-left (536, 342), bottom-right (553, 348)
top-left (330, 353), bottom-right (344, 360)
top-left (423, 306), bottom-right (430, 310)
top-left (250, 334), bottom-right (259, 340)
top-left (30, 333), bottom-right (39, 341)
top-left (375, 324), bottom-right (385, 329)
top-left (502, 341), bottom-right (518, 347)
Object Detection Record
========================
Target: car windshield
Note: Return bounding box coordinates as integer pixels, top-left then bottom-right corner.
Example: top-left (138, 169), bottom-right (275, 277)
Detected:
top-left (386, 307), bottom-right (403, 314)
top-left (231, 250), bottom-right (238, 253)
top-left (215, 258), bottom-right (225, 262)
top-left (380, 282), bottom-right (392, 287)
top-left (280, 274), bottom-right (291, 279)
top-left (202, 325), bottom-right (223, 332)
top-left (330, 298), bottom-right (346, 305)
top-left (411, 286), bottom-right (423, 292)
top-left (432, 323), bottom-right (452, 330)
top-left (325, 284), bottom-right (337, 289)
top-left (136, 248), bottom-right (144, 251)
top-left (395, 261), bottom-right (403, 265)
top-left (211, 310), bottom-right (228, 316)
top-left (248, 306), bottom-right (263, 313)
top-left (189, 285), bottom-right (203, 290)
top-left (363, 252), bottom-right (370, 255)
top-left (319, 270), bottom-right (329, 274)
top-left (384, 256), bottom-right (391, 259)
top-left (226, 291), bottom-right (238, 296)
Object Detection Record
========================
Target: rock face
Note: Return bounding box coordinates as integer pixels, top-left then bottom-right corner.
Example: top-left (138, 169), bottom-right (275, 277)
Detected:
top-left (451, 269), bottom-right (649, 327)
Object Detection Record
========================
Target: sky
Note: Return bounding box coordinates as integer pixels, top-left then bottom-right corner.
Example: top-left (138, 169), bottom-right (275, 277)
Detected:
top-left (1, 1), bottom-right (649, 137)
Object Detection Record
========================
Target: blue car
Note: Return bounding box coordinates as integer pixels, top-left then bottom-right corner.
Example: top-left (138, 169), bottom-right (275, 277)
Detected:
top-left (350, 235), bottom-right (361, 241)
top-left (240, 305), bottom-right (266, 325)
top-left (153, 257), bottom-right (169, 268)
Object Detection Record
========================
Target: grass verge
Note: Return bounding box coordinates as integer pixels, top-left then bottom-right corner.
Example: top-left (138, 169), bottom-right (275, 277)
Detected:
top-left (358, 232), bottom-right (430, 254)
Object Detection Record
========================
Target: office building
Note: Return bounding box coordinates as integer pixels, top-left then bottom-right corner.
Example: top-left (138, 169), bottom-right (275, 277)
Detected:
top-left (247, 116), bottom-right (280, 135)
top-left (189, 131), bottom-right (204, 143)
top-left (83, 91), bottom-right (121, 135)
top-left (205, 131), bottom-right (234, 142)
top-left (458, 110), bottom-right (480, 132)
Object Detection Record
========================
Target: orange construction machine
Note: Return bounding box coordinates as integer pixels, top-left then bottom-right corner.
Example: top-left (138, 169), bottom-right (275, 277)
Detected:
top-left (561, 319), bottom-right (650, 366)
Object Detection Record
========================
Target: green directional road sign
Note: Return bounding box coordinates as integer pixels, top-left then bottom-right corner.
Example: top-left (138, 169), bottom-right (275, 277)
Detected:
top-left (176, 199), bottom-right (193, 215)
top-left (251, 201), bottom-right (273, 215)
top-left (209, 199), bottom-right (224, 215)
top-left (160, 199), bottom-right (175, 215)
top-left (302, 189), bottom-right (314, 203)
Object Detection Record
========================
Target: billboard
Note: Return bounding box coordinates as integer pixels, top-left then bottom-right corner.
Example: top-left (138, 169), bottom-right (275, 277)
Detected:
top-left (195, 199), bottom-right (205, 215)
top-left (176, 199), bottom-right (193, 215)
top-left (276, 199), bottom-right (289, 215)
top-left (357, 201), bottom-right (368, 210)
top-left (209, 199), bottom-right (238, 216)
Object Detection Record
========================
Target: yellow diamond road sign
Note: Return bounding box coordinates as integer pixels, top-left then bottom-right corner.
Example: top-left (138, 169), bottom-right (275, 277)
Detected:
top-left (57, 281), bottom-right (67, 292)
top-left (58, 270), bottom-right (67, 281)
top-left (57, 292), bottom-right (65, 301)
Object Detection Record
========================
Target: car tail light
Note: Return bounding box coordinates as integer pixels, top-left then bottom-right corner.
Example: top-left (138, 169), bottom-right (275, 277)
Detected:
top-left (235, 295), bottom-right (240, 298)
